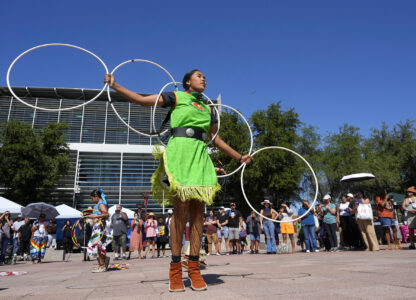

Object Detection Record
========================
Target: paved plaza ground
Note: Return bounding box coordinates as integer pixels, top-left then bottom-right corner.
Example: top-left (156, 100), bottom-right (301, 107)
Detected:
top-left (1, 245), bottom-right (415, 300)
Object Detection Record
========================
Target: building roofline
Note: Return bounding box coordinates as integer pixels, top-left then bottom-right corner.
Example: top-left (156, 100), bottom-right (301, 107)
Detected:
top-left (0, 86), bottom-right (149, 102)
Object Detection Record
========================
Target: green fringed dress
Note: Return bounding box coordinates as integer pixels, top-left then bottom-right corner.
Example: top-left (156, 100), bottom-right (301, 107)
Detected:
top-left (151, 91), bottom-right (220, 206)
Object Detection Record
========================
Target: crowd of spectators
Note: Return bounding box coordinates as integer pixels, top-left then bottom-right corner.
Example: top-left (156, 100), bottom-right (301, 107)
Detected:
top-left (1, 186), bottom-right (415, 265)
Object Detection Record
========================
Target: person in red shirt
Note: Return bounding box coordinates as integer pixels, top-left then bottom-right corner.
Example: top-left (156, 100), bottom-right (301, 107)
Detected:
top-left (375, 190), bottom-right (401, 250)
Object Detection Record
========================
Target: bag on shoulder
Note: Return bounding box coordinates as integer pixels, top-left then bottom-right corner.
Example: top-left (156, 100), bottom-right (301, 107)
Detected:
top-left (356, 203), bottom-right (373, 220)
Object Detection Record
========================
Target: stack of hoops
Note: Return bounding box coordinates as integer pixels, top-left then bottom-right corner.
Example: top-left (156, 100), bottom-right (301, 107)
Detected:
top-left (6, 43), bottom-right (319, 222)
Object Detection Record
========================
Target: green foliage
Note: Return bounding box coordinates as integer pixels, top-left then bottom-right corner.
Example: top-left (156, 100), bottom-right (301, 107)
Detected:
top-left (0, 120), bottom-right (70, 205)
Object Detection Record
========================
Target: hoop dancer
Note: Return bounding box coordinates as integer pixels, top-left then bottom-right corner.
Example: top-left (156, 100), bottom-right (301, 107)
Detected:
top-left (105, 70), bottom-right (252, 291)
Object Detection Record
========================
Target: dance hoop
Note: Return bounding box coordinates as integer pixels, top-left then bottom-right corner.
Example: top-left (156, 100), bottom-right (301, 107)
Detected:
top-left (240, 146), bottom-right (319, 223)
top-left (71, 216), bottom-right (104, 247)
top-left (151, 81), bottom-right (220, 147)
top-left (208, 103), bottom-right (253, 178)
top-left (107, 59), bottom-right (178, 137)
top-left (6, 43), bottom-right (109, 112)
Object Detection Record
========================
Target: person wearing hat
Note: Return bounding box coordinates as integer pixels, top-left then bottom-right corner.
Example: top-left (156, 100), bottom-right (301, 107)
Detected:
top-left (165, 209), bottom-right (173, 248)
top-left (143, 212), bottom-right (158, 258)
top-left (260, 200), bottom-right (278, 254)
top-left (402, 186), bottom-right (416, 249)
top-left (0, 211), bottom-right (13, 265)
top-left (321, 195), bottom-right (338, 252)
top-left (222, 203), bottom-right (243, 254)
top-left (217, 207), bottom-right (230, 254)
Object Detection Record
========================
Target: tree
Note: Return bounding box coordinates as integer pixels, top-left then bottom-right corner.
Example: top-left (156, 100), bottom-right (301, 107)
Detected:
top-left (0, 120), bottom-right (71, 205)
top-left (320, 124), bottom-right (365, 198)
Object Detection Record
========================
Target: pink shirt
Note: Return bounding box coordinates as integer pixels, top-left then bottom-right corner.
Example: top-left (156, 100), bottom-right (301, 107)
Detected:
top-left (145, 219), bottom-right (157, 237)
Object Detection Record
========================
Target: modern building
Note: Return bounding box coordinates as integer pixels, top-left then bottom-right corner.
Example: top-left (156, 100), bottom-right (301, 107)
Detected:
top-left (0, 86), bottom-right (219, 212)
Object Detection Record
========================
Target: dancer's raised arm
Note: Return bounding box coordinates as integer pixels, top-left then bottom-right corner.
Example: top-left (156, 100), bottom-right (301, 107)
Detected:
top-left (104, 73), bottom-right (166, 107)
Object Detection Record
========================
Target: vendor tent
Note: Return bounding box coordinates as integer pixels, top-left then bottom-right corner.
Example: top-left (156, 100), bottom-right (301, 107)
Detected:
top-left (108, 205), bottom-right (135, 218)
top-left (55, 204), bottom-right (82, 219)
top-left (0, 197), bottom-right (23, 214)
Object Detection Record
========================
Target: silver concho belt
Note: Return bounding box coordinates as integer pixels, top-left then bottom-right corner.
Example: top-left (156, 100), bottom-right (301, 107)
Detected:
top-left (171, 127), bottom-right (207, 141)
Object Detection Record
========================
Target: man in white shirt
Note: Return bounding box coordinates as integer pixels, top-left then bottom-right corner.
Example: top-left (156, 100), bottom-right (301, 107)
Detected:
top-left (12, 214), bottom-right (24, 257)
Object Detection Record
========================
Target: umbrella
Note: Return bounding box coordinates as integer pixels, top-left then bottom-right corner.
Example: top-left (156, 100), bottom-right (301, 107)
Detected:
top-left (21, 202), bottom-right (60, 219)
top-left (340, 173), bottom-right (376, 183)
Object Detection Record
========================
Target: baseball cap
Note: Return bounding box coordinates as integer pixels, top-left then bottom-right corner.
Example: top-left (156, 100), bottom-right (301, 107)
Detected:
top-left (323, 194), bottom-right (331, 200)
top-left (167, 209), bottom-right (173, 214)
top-left (261, 200), bottom-right (271, 205)
top-left (347, 193), bottom-right (354, 198)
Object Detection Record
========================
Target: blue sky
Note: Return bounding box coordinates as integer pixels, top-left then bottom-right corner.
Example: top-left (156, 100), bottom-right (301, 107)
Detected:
top-left (1, 0), bottom-right (415, 138)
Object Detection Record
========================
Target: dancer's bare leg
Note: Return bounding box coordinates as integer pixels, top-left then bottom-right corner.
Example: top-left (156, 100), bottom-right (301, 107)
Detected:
top-left (189, 200), bottom-right (204, 256)
top-left (171, 198), bottom-right (190, 257)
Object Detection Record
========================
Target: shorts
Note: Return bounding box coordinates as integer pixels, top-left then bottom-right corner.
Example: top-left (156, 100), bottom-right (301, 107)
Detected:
top-left (281, 222), bottom-right (294, 234)
top-left (217, 226), bottom-right (229, 239)
top-left (112, 234), bottom-right (127, 250)
top-left (228, 227), bottom-right (240, 240)
top-left (379, 217), bottom-right (394, 227)
top-left (249, 234), bottom-right (260, 242)
top-left (147, 236), bottom-right (157, 242)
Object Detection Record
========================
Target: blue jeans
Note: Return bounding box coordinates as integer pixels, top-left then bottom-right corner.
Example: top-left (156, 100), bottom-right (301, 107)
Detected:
top-left (13, 238), bottom-right (19, 255)
top-left (0, 237), bottom-right (10, 263)
top-left (263, 220), bottom-right (276, 253)
top-left (303, 224), bottom-right (318, 251)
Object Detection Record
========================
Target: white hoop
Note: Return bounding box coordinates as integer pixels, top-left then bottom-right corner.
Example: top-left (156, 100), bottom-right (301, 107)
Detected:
top-left (240, 146), bottom-right (319, 223)
top-left (151, 81), bottom-right (220, 147)
top-left (107, 59), bottom-right (178, 137)
top-left (6, 43), bottom-right (109, 112)
top-left (208, 103), bottom-right (253, 178)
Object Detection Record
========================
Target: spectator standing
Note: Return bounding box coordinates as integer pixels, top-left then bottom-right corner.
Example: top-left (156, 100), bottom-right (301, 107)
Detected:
top-left (11, 214), bottom-right (24, 257)
top-left (246, 211), bottom-right (261, 254)
top-left (157, 217), bottom-right (169, 258)
top-left (351, 192), bottom-right (379, 251)
top-left (279, 203), bottom-right (296, 254)
top-left (30, 213), bottom-right (48, 263)
top-left (217, 207), bottom-right (229, 255)
top-left (143, 212), bottom-right (158, 258)
top-left (402, 186), bottom-right (416, 249)
top-left (0, 211), bottom-right (13, 265)
top-left (18, 218), bottom-right (32, 260)
top-left (239, 220), bottom-right (248, 253)
top-left (128, 213), bottom-right (143, 259)
top-left (111, 204), bottom-right (129, 260)
top-left (376, 190), bottom-right (401, 250)
top-left (260, 200), bottom-right (278, 254)
top-left (61, 220), bottom-right (73, 254)
top-left (47, 218), bottom-right (57, 249)
top-left (204, 210), bottom-right (220, 255)
top-left (223, 203), bottom-right (243, 254)
top-left (165, 209), bottom-right (173, 247)
top-left (321, 195), bottom-right (338, 252)
top-left (337, 194), bottom-right (353, 249)
top-left (298, 201), bottom-right (319, 253)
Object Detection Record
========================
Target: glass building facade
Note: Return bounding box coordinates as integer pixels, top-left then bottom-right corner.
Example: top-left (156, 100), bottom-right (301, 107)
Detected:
top-left (0, 86), bottom-right (184, 211)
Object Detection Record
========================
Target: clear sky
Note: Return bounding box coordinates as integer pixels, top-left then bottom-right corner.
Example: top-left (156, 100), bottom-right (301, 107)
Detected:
top-left (1, 0), bottom-right (415, 137)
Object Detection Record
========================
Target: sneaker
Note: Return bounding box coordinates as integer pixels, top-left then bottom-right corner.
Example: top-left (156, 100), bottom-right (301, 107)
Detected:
top-left (409, 244), bottom-right (415, 250)
top-left (226, 252), bottom-right (230, 256)
top-left (206, 253), bottom-right (210, 256)
top-left (216, 253), bottom-right (221, 256)
top-left (306, 250), bottom-right (310, 253)
top-left (92, 266), bottom-right (106, 273)
top-left (122, 255), bottom-right (127, 260)
top-left (114, 256), bottom-right (120, 261)
top-left (314, 249), bottom-right (319, 252)
top-left (255, 250), bottom-right (259, 254)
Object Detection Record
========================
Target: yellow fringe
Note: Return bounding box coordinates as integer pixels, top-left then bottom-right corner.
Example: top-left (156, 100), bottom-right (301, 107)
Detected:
top-left (151, 146), bottom-right (220, 206)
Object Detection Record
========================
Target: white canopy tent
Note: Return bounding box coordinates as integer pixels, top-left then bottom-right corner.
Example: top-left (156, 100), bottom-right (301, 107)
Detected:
top-left (108, 205), bottom-right (135, 219)
top-left (0, 196), bottom-right (23, 214)
top-left (55, 204), bottom-right (82, 219)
